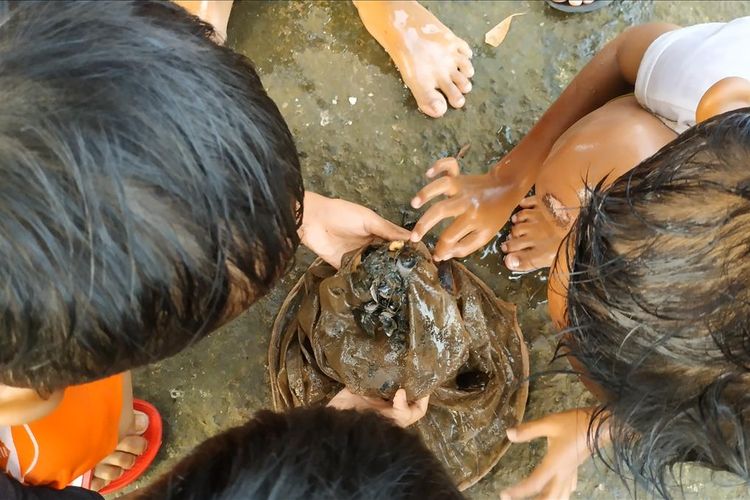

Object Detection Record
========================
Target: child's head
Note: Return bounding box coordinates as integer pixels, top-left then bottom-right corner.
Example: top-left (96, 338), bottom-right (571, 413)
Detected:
top-left (0, 1), bottom-right (303, 392)
top-left (135, 407), bottom-right (463, 500)
top-left (553, 108), bottom-right (750, 496)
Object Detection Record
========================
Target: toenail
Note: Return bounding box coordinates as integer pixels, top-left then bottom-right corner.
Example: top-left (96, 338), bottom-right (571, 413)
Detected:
top-left (430, 99), bottom-right (447, 115)
top-left (500, 243), bottom-right (507, 252)
top-left (410, 197), bottom-right (420, 208)
top-left (134, 412), bottom-right (149, 433)
top-left (511, 214), bottom-right (516, 223)
top-left (507, 256), bottom-right (519, 269)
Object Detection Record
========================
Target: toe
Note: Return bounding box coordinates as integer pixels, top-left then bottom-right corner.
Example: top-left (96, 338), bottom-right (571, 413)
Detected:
top-left (584, 0), bottom-right (595, 3)
top-left (90, 478), bottom-right (106, 492)
top-left (501, 235), bottom-right (533, 254)
top-left (455, 39), bottom-right (472, 58)
top-left (438, 78), bottom-right (465, 109)
top-left (519, 196), bottom-right (537, 209)
top-left (412, 87), bottom-right (448, 118)
top-left (510, 222), bottom-right (531, 238)
top-left (132, 410), bottom-right (149, 435)
top-left (506, 248), bottom-right (556, 272)
top-left (116, 435), bottom-right (148, 455)
top-left (451, 70), bottom-right (472, 94)
top-left (100, 450), bottom-right (137, 470)
top-left (457, 55), bottom-right (474, 78)
top-left (569, 0), bottom-right (583, 5)
top-left (94, 463), bottom-right (125, 482)
top-left (511, 209), bottom-right (540, 224)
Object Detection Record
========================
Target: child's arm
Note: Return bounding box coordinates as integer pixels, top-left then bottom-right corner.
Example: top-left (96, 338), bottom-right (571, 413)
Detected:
top-left (410, 23), bottom-right (679, 261)
top-left (500, 407), bottom-right (611, 500)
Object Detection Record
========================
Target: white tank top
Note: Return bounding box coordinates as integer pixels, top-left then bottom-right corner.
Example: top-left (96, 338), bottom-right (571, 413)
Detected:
top-left (635, 16), bottom-right (750, 133)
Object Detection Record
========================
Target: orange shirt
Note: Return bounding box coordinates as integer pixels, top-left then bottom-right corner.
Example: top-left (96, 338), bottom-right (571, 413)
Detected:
top-left (0, 374), bottom-right (123, 489)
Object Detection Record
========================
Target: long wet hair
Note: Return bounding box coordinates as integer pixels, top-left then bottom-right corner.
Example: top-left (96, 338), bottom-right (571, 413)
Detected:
top-left (562, 108), bottom-right (750, 497)
top-left (0, 1), bottom-right (303, 391)
top-left (137, 407), bottom-right (463, 500)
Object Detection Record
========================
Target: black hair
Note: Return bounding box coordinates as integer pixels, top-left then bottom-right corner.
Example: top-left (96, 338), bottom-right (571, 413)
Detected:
top-left (137, 407), bottom-right (463, 500)
top-left (0, 0), bottom-right (303, 391)
top-left (562, 108), bottom-right (750, 497)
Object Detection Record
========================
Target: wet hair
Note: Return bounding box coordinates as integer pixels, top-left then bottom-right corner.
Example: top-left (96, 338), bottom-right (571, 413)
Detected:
top-left (0, 1), bottom-right (303, 391)
top-left (562, 108), bottom-right (750, 497)
top-left (137, 407), bottom-right (463, 500)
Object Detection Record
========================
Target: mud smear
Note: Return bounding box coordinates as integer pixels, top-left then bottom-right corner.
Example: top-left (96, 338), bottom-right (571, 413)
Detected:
top-left (269, 241), bottom-right (529, 489)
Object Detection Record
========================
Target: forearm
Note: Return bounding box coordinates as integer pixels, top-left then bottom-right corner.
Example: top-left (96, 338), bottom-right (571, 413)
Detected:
top-left (490, 23), bottom-right (678, 189)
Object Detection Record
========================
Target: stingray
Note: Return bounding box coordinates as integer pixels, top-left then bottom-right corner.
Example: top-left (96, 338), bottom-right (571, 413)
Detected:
top-left (268, 240), bottom-right (529, 490)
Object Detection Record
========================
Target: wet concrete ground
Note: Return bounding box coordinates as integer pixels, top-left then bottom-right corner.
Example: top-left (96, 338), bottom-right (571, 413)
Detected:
top-left (123, 1), bottom-right (750, 498)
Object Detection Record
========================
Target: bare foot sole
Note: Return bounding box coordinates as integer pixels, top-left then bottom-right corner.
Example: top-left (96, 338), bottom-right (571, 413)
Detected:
top-left (90, 410), bottom-right (148, 491)
top-left (501, 196), bottom-right (570, 272)
top-left (355, 1), bottom-right (474, 118)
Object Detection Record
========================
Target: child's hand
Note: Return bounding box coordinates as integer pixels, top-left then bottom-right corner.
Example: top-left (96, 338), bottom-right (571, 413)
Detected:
top-left (300, 192), bottom-right (410, 268)
top-left (328, 388), bottom-right (430, 428)
top-left (500, 407), bottom-right (603, 500)
top-left (410, 157), bottom-right (524, 261)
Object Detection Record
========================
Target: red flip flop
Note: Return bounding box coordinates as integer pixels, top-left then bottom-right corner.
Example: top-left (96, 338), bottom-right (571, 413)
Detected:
top-left (85, 399), bottom-right (163, 495)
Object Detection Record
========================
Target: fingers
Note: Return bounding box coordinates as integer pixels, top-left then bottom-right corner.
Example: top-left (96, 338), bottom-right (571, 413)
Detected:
top-left (411, 177), bottom-right (457, 209)
top-left (413, 394), bottom-right (430, 416)
top-left (449, 231), bottom-right (491, 259)
top-left (507, 416), bottom-right (556, 443)
top-left (364, 212), bottom-right (411, 242)
top-left (410, 197), bottom-right (466, 242)
top-left (501, 465), bottom-right (553, 500)
top-left (426, 157), bottom-right (460, 179)
top-left (540, 476), bottom-right (572, 500)
top-left (390, 389), bottom-right (430, 427)
top-left (392, 388), bottom-right (408, 411)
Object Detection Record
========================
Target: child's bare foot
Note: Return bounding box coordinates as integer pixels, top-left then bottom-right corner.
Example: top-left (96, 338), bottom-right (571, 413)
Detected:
top-left (355, 1), bottom-right (474, 118)
top-left (502, 196), bottom-right (570, 272)
top-left (90, 410), bottom-right (148, 491)
top-left (551, 0), bottom-right (597, 7)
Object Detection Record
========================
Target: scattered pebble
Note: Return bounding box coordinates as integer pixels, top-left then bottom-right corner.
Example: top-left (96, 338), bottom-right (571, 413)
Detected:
top-left (367, 92), bottom-right (374, 97)
top-left (170, 388), bottom-right (184, 400)
top-left (347, 120), bottom-right (353, 125)
top-left (349, 96), bottom-right (357, 105)
top-left (320, 110), bottom-right (331, 126)
top-left (332, 96), bottom-right (338, 105)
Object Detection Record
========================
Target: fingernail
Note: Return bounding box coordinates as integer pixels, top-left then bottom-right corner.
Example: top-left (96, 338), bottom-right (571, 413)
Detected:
top-left (410, 197), bottom-right (420, 209)
top-left (506, 428), bottom-right (517, 440)
top-left (410, 232), bottom-right (420, 242)
top-left (511, 214), bottom-right (516, 223)
top-left (507, 256), bottom-right (519, 269)
top-left (426, 168), bottom-right (435, 177)
top-left (134, 412), bottom-right (149, 433)
top-left (500, 243), bottom-right (507, 252)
